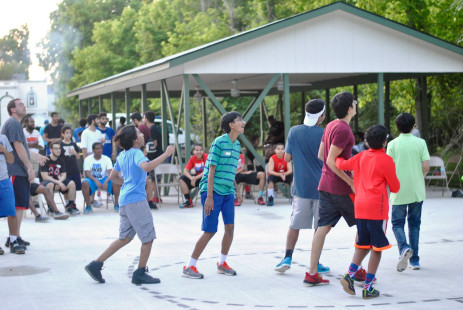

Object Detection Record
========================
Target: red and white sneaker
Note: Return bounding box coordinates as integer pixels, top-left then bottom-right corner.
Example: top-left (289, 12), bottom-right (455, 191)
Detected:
top-left (353, 268), bottom-right (377, 286)
top-left (234, 198), bottom-right (242, 206)
top-left (303, 272), bottom-right (329, 286)
top-left (257, 196), bottom-right (265, 205)
top-left (217, 262), bottom-right (237, 276)
top-left (183, 266), bottom-right (204, 279)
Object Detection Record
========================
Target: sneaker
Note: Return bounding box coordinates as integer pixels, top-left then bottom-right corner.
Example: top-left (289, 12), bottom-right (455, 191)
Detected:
top-left (353, 268), bottom-right (377, 285)
top-left (84, 205), bottom-right (93, 214)
top-left (409, 262), bottom-right (420, 270)
top-left (257, 196), bottom-right (265, 205)
top-left (152, 197), bottom-right (162, 203)
top-left (245, 192), bottom-right (253, 199)
top-left (317, 263), bottom-right (330, 274)
top-left (10, 240), bottom-right (25, 254)
top-left (217, 262), bottom-right (237, 276)
top-left (303, 272), bottom-right (329, 286)
top-left (47, 208), bottom-right (54, 216)
top-left (179, 199), bottom-right (193, 209)
top-left (53, 212), bottom-right (70, 220)
top-left (93, 199), bottom-right (102, 208)
top-left (275, 257), bottom-right (292, 273)
top-left (114, 205), bottom-right (119, 213)
top-left (234, 198), bottom-right (241, 207)
top-left (70, 205), bottom-right (80, 215)
top-left (362, 287), bottom-right (380, 299)
top-left (85, 260), bottom-right (105, 283)
top-left (340, 273), bottom-right (356, 295)
top-left (148, 201), bottom-right (158, 210)
top-left (17, 237), bottom-right (30, 247)
top-left (267, 196), bottom-right (274, 206)
top-left (183, 266), bottom-right (204, 279)
top-left (397, 247), bottom-right (413, 272)
top-left (132, 267), bottom-right (160, 285)
top-left (0, 246), bottom-right (4, 255)
top-left (35, 214), bottom-right (49, 222)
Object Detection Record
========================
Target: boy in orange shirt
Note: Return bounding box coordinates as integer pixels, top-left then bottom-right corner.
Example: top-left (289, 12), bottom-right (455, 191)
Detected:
top-left (267, 143), bottom-right (293, 206)
top-left (336, 124), bottom-right (400, 299)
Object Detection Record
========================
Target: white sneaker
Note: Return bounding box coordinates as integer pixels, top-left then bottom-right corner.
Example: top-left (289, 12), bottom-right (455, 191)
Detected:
top-left (92, 200), bottom-right (102, 208)
top-left (397, 248), bottom-right (413, 272)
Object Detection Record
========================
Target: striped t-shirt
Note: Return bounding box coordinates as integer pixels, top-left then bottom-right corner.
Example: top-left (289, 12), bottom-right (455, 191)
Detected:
top-left (200, 133), bottom-right (240, 195)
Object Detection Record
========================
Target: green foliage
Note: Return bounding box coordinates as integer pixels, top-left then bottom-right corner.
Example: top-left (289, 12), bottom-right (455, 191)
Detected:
top-left (0, 25), bottom-right (30, 80)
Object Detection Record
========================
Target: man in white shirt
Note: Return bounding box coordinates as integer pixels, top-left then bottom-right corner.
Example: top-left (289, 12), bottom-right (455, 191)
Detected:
top-left (81, 142), bottom-right (120, 214)
top-left (81, 114), bottom-right (104, 159)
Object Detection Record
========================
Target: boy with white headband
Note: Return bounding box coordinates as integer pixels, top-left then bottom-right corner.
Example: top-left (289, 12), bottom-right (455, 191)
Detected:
top-left (274, 99), bottom-right (330, 274)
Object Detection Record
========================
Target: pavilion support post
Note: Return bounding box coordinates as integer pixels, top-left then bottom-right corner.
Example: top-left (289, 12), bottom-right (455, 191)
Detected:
top-left (325, 89), bottom-right (331, 123)
top-left (111, 92), bottom-right (116, 132)
top-left (385, 81), bottom-right (390, 133)
top-left (160, 81), bottom-right (168, 151)
top-left (183, 74), bottom-right (191, 166)
top-left (193, 74), bottom-right (227, 114)
top-left (283, 73), bottom-right (290, 140)
top-left (378, 73), bottom-right (385, 125)
top-left (202, 98), bottom-right (207, 148)
top-left (98, 96), bottom-right (103, 113)
top-left (79, 100), bottom-right (83, 119)
top-left (125, 88), bottom-right (131, 129)
top-left (243, 74), bottom-right (279, 123)
top-left (421, 77), bottom-right (429, 144)
top-left (353, 85), bottom-right (359, 132)
top-left (260, 102), bottom-right (264, 146)
top-left (141, 84), bottom-right (148, 115)
top-left (87, 98), bottom-right (92, 115)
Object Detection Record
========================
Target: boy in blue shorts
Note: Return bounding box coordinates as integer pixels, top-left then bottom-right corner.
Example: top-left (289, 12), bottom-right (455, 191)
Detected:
top-left (0, 134), bottom-right (15, 254)
top-left (85, 125), bottom-right (175, 285)
top-left (336, 125), bottom-right (400, 299)
top-left (183, 111), bottom-right (245, 279)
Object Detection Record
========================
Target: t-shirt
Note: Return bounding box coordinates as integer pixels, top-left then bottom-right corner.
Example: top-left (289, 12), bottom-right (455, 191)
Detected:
top-left (336, 149), bottom-right (400, 220)
top-left (81, 128), bottom-right (102, 155)
top-left (114, 147), bottom-right (149, 206)
top-left (0, 134), bottom-right (13, 181)
top-left (285, 124), bottom-right (324, 199)
top-left (236, 154), bottom-right (245, 172)
top-left (318, 119), bottom-right (355, 195)
top-left (147, 124), bottom-right (163, 160)
top-left (43, 124), bottom-right (62, 141)
top-left (386, 133), bottom-right (430, 205)
top-left (60, 141), bottom-right (81, 175)
top-left (23, 128), bottom-right (44, 154)
top-left (1, 117), bottom-right (30, 177)
top-left (138, 124), bottom-right (150, 143)
top-left (199, 134), bottom-right (240, 195)
top-left (40, 157), bottom-right (66, 180)
top-left (185, 153), bottom-right (208, 175)
top-left (73, 127), bottom-right (86, 143)
top-left (97, 126), bottom-right (116, 158)
top-left (84, 154), bottom-right (113, 180)
top-left (270, 154), bottom-right (288, 173)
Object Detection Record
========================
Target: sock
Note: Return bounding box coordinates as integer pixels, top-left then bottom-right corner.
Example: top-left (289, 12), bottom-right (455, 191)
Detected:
top-left (284, 249), bottom-right (293, 259)
top-left (259, 190), bottom-right (263, 197)
top-left (184, 193), bottom-right (191, 201)
top-left (219, 253), bottom-right (228, 265)
top-left (347, 263), bottom-right (359, 278)
top-left (187, 257), bottom-right (197, 268)
top-left (268, 188), bottom-right (274, 197)
top-left (364, 273), bottom-right (375, 291)
top-left (69, 200), bottom-right (75, 205)
top-left (10, 235), bottom-right (18, 243)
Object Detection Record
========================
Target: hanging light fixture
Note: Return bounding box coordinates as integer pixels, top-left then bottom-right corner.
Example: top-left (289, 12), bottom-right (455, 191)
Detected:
top-left (193, 87), bottom-right (202, 102)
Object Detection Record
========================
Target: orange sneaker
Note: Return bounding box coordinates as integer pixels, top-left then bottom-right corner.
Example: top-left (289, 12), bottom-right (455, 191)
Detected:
top-left (217, 262), bottom-right (237, 276)
top-left (183, 266), bottom-right (204, 279)
top-left (303, 272), bottom-right (329, 286)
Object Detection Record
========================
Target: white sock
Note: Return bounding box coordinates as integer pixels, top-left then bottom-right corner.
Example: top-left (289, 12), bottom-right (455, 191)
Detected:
top-left (219, 253), bottom-right (228, 265)
top-left (10, 235), bottom-right (18, 243)
top-left (187, 257), bottom-right (197, 268)
top-left (268, 188), bottom-right (274, 197)
top-left (65, 200), bottom-right (69, 205)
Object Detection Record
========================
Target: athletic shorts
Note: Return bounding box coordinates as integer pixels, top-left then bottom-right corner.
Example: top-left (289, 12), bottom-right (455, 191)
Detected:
top-left (30, 182), bottom-right (40, 196)
top-left (201, 191), bottom-right (235, 233)
top-left (235, 172), bottom-right (259, 185)
top-left (11, 176), bottom-right (30, 210)
top-left (268, 174), bottom-right (293, 185)
top-left (119, 200), bottom-right (156, 244)
top-left (41, 178), bottom-right (72, 194)
top-left (66, 173), bottom-right (82, 191)
top-left (318, 191), bottom-right (355, 228)
top-left (83, 176), bottom-right (113, 196)
top-left (289, 196), bottom-right (319, 230)
top-left (179, 175), bottom-right (200, 190)
top-left (356, 219), bottom-right (391, 251)
top-left (0, 178), bottom-right (16, 217)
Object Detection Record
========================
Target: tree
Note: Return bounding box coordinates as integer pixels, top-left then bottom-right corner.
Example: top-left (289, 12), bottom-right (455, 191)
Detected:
top-left (0, 25), bottom-right (30, 80)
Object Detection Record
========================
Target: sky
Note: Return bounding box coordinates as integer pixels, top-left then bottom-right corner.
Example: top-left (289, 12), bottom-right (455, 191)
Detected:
top-left (0, 0), bottom-right (61, 81)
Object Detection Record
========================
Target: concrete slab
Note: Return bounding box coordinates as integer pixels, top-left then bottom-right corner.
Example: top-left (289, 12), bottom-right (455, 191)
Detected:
top-left (1, 191), bottom-right (462, 309)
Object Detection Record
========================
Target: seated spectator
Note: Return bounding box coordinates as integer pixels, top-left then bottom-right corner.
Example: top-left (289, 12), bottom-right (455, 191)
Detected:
top-left (40, 141), bottom-right (79, 215)
top-left (235, 150), bottom-right (266, 206)
top-left (82, 142), bottom-right (121, 214)
top-left (73, 118), bottom-right (87, 143)
top-left (60, 126), bottom-right (82, 191)
top-left (267, 143), bottom-right (293, 206)
top-left (178, 144), bottom-right (208, 208)
top-left (264, 116), bottom-right (285, 145)
top-left (30, 182), bottom-right (70, 220)
top-left (352, 131), bottom-right (369, 156)
top-left (140, 145), bottom-right (158, 210)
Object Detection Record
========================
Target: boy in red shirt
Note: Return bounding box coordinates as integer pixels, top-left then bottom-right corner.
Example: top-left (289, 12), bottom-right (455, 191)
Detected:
top-left (336, 125), bottom-right (400, 299)
top-left (179, 145), bottom-right (208, 208)
top-left (267, 143), bottom-right (293, 206)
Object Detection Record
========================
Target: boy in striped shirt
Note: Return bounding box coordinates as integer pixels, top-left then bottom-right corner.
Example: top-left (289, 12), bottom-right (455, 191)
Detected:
top-left (183, 112), bottom-right (245, 279)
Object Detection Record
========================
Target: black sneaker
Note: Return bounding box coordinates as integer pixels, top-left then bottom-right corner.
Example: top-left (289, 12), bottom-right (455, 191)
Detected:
top-left (245, 192), bottom-right (253, 199)
top-left (340, 273), bottom-right (356, 295)
top-left (179, 199), bottom-right (193, 209)
top-left (10, 240), bottom-right (25, 254)
top-left (148, 201), bottom-right (158, 210)
top-left (267, 196), bottom-right (274, 206)
top-left (362, 287), bottom-right (380, 299)
top-left (5, 237), bottom-right (29, 249)
top-left (0, 246), bottom-right (4, 255)
top-left (85, 261), bottom-right (105, 283)
top-left (132, 267), bottom-right (160, 285)
top-left (47, 208), bottom-right (54, 216)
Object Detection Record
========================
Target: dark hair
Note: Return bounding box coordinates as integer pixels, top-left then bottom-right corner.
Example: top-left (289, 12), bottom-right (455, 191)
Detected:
top-left (221, 111), bottom-right (242, 133)
top-left (7, 99), bottom-right (20, 116)
top-left (365, 124), bottom-right (388, 149)
top-left (144, 111), bottom-right (155, 123)
top-left (306, 99), bottom-right (325, 114)
top-left (49, 141), bottom-right (61, 150)
top-left (79, 118), bottom-right (87, 127)
top-left (192, 144), bottom-right (203, 154)
top-left (130, 112), bottom-right (142, 122)
top-left (331, 91), bottom-right (354, 119)
top-left (92, 142), bottom-right (103, 150)
top-left (51, 112), bottom-right (58, 117)
top-left (115, 125), bottom-right (137, 150)
top-left (395, 112), bottom-right (415, 133)
top-left (58, 118), bottom-right (65, 125)
top-left (23, 116), bottom-right (32, 127)
top-left (354, 131), bottom-right (365, 140)
top-left (61, 125), bottom-right (72, 135)
top-left (119, 116), bottom-right (126, 125)
top-left (273, 143), bottom-right (285, 149)
top-left (98, 112), bottom-right (107, 118)
top-left (87, 114), bottom-right (99, 125)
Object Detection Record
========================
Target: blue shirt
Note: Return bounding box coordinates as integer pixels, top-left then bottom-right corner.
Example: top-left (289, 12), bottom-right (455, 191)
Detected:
top-left (285, 124), bottom-right (324, 199)
top-left (73, 127), bottom-right (86, 143)
top-left (114, 148), bottom-right (148, 206)
top-left (97, 127), bottom-right (116, 158)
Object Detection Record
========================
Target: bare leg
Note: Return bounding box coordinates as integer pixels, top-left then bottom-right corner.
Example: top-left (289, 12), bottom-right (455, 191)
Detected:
top-left (286, 228), bottom-right (300, 250)
top-left (257, 172), bottom-right (265, 192)
top-left (138, 240), bottom-right (154, 268)
top-left (146, 177), bottom-right (154, 201)
top-left (309, 225), bottom-right (332, 274)
top-left (36, 186), bottom-right (60, 213)
top-left (268, 181), bottom-right (274, 190)
top-left (221, 224), bottom-right (234, 255)
top-left (96, 237), bottom-right (132, 263)
top-left (81, 181), bottom-right (92, 206)
top-left (351, 248), bottom-right (370, 267)
top-left (15, 209), bottom-right (24, 236)
top-left (179, 178), bottom-right (189, 195)
top-left (7, 214), bottom-right (19, 235)
top-left (29, 200), bottom-right (40, 217)
top-left (191, 232), bottom-right (215, 260)
top-left (367, 250), bottom-right (381, 275)
top-left (66, 181), bottom-right (76, 200)
top-left (113, 183), bottom-right (121, 205)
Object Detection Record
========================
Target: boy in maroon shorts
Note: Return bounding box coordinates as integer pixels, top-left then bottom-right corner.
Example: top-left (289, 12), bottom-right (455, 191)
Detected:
top-left (336, 124), bottom-right (400, 299)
